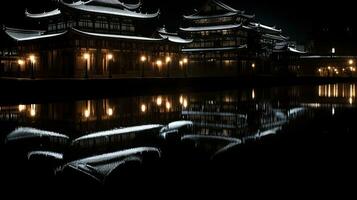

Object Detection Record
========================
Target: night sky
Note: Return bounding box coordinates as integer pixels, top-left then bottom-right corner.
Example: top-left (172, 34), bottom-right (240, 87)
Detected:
top-left (0, 0), bottom-right (356, 43)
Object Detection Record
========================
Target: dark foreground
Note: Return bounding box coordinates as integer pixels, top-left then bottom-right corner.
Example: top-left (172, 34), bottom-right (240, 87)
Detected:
top-left (1, 117), bottom-right (356, 196)
top-left (1, 81), bottom-right (356, 197)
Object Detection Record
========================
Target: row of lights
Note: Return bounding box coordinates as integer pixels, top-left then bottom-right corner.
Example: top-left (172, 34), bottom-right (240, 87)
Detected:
top-left (84, 107), bottom-right (114, 118)
top-left (17, 55), bottom-right (36, 66)
top-left (84, 53), bottom-right (188, 66)
top-left (318, 66), bottom-right (356, 75)
top-left (318, 59), bottom-right (356, 75)
top-left (83, 53), bottom-right (114, 61)
top-left (18, 104), bottom-right (36, 117)
top-left (83, 96), bottom-right (189, 118)
top-left (141, 95), bottom-right (189, 113)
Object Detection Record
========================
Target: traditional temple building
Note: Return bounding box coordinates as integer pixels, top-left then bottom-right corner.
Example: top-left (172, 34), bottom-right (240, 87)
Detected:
top-left (179, 0), bottom-right (304, 76)
top-left (0, 0), bottom-right (304, 78)
top-left (0, 0), bottom-right (191, 78)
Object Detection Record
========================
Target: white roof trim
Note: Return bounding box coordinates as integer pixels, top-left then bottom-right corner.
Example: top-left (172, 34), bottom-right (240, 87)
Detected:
top-left (72, 28), bottom-right (165, 41)
top-left (61, 0), bottom-right (159, 19)
top-left (212, 0), bottom-right (238, 13)
top-left (27, 151), bottom-right (64, 160)
top-left (5, 28), bottom-right (67, 41)
top-left (250, 22), bottom-right (282, 33)
top-left (86, 0), bottom-right (142, 10)
top-left (182, 45), bottom-right (248, 52)
top-left (72, 124), bottom-right (163, 143)
top-left (288, 47), bottom-right (306, 54)
top-left (183, 12), bottom-right (237, 20)
top-left (68, 147), bottom-right (160, 166)
top-left (25, 9), bottom-right (61, 19)
top-left (180, 24), bottom-right (241, 32)
top-left (159, 34), bottom-right (193, 44)
top-left (5, 127), bottom-right (69, 142)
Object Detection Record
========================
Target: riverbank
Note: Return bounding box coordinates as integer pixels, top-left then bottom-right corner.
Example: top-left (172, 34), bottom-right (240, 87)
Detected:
top-left (1, 76), bottom-right (356, 103)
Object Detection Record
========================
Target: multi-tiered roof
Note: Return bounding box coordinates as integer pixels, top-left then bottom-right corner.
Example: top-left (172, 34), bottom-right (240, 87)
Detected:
top-left (25, 0), bottom-right (158, 19)
top-left (4, 0), bottom-right (191, 44)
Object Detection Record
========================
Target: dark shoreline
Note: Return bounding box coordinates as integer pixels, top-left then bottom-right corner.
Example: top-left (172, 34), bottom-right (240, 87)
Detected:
top-left (1, 76), bottom-right (356, 103)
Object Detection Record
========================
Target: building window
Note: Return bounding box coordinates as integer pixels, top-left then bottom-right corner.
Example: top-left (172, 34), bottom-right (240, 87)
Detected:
top-left (79, 19), bottom-right (93, 28)
top-left (67, 21), bottom-right (75, 28)
top-left (223, 40), bottom-right (236, 47)
top-left (95, 21), bottom-right (109, 30)
top-left (48, 24), bottom-right (56, 31)
top-left (110, 22), bottom-right (120, 30)
top-left (57, 22), bottom-right (65, 30)
top-left (121, 23), bottom-right (135, 32)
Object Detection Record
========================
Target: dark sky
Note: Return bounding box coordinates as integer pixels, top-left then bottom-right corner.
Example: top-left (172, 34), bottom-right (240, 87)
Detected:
top-left (1, 0), bottom-right (356, 42)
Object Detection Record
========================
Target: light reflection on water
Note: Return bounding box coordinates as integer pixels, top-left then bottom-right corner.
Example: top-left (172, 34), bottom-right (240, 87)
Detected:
top-left (0, 83), bottom-right (356, 139)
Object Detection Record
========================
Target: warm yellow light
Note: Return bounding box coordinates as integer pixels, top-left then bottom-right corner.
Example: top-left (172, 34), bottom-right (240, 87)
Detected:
top-left (83, 53), bottom-right (90, 60)
top-left (318, 68), bottom-right (322, 72)
top-left (29, 55), bottom-right (36, 64)
top-left (140, 56), bottom-right (147, 62)
top-left (18, 59), bottom-right (25, 65)
top-left (107, 108), bottom-right (113, 116)
top-left (30, 109), bottom-right (36, 117)
top-left (156, 97), bottom-right (162, 106)
top-left (183, 58), bottom-right (188, 64)
top-left (179, 96), bottom-right (184, 104)
top-left (166, 101), bottom-right (171, 110)
top-left (30, 104), bottom-right (36, 117)
top-left (328, 66), bottom-right (331, 70)
top-left (179, 61), bottom-right (184, 67)
top-left (166, 56), bottom-right (172, 63)
top-left (348, 59), bottom-right (354, 65)
top-left (252, 63), bottom-right (256, 68)
top-left (349, 97), bottom-right (353, 105)
top-left (18, 105), bottom-right (26, 112)
top-left (141, 104), bottom-right (147, 113)
top-left (84, 110), bottom-right (90, 118)
top-left (107, 54), bottom-right (113, 60)
top-left (183, 99), bottom-right (188, 108)
top-left (156, 60), bottom-right (163, 67)
top-left (252, 89), bottom-right (256, 99)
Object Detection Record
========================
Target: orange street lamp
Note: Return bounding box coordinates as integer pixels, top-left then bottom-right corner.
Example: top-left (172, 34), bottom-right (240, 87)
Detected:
top-left (107, 53), bottom-right (113, 78)
top-left (140, 55), bottom-right (147, 77)
top-left (156, 60), bottom-right (163, 68)
top-left (348, 59), bottom-right (354, 65)
top-left (182, 58), bottom-right (188, 78)
top-left (166, 56), bottom-right (172, 77)
top-left (83, 53), bottom-right (90, 78)
top-left (29, 55), bottom-right (36, 79)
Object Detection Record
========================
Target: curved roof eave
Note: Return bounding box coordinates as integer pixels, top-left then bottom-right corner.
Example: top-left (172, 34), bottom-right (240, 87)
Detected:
top-left (159, 34), bottom-right (193, 44)
top-left (25, 8), bottom-right (62, 19)
top-left (212, 0), bottom-right (238, 13)
top-left (3, 27), bottom-right (66, 42)
top-left (180, 24), bottom-right (241, 32)
top-left (85, 0), bottom-right (142, 10)
top-left (60, 0), bottom-right (158, 19)
top-left (71, 28), bottom-right (166, 42)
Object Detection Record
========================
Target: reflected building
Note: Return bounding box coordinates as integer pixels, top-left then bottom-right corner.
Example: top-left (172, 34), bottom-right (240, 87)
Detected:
top-left (3, 84), bottom-right (355, 139)
top-left (181, 91), bottom-right (290, 138)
